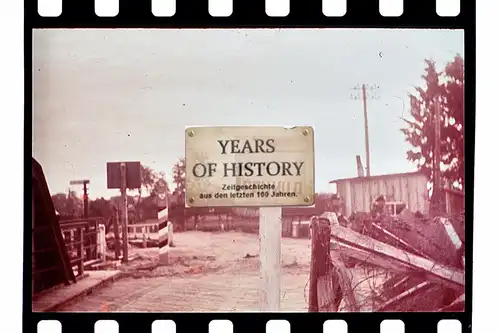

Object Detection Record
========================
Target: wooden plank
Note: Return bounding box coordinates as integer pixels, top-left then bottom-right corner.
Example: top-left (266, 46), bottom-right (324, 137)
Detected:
top-left (329, 251), bottom-right (362, 311)
top-left (375, 280), bottom-right (448, 312)
top-left (331, 242), bottom-right (418, 277)
top-left (438, 293), bottom-right (465, 312)
top-left (316, 269), bottom-right (341, 312)
top-left (330, 224), bottom-right (464, 290)
top-left (374, 281), bottom-right (433, 311)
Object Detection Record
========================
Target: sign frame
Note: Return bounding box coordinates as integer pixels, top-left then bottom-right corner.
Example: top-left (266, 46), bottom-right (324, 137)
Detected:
top-left (184, 125), bottom-right (315, 208)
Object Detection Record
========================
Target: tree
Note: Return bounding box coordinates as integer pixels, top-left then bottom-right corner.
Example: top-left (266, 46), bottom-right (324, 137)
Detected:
top-left (88, 197), bottom-right (113, 219)
top-left (441, 56), bottom-right (464, 189)
top-left (170, 157), bottom-right (186, 230)
top-left (51, 190), bottom-right (83, 217)
top-left (135, 195), bottom-right (161, 220)
top-left (151, 176), bottom-right (169, 205)
top-left (138, 165), bottom-right (170, 198)
top-left (172, 157), bottom-right (186, 193)
top-left (139, 164), bottom-right (157, 199)
top-left (124, 165), bottom-right (170, 221)
top-left (51, 193), bottom-right (69, 215)
top-left (401, 55), bottom-right (464, 193)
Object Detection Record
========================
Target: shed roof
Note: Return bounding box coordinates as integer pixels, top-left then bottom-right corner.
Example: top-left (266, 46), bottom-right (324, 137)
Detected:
top-left (329, 171), bottom-right (426, 184)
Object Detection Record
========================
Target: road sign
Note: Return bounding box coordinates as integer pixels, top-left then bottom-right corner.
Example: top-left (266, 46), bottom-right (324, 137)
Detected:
top-left (106, 161), bottom-right (141, 189)
top-left (185, 126), bottom-right (315, 208)
top-left (69, 179), bottom-right (89, 185)
top-left (185, 126), bottom-right (315, 311)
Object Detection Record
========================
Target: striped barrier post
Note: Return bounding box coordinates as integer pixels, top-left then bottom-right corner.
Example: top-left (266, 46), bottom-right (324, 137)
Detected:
top-left (158, 207), bottom-right (171, 264)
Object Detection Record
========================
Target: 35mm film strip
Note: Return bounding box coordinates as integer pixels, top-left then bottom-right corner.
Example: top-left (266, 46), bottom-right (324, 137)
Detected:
top-left (36, 0), bottom-right (461, 18)
top-left (36, 317), bottom-right (465, 333)
top-left (27, 0), bottom-right (473, 332)
top-left (26, 0), bottom-right (472, 27)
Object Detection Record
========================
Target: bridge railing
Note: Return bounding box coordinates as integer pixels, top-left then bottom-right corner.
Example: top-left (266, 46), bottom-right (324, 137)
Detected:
top-left (59, 218), bottom-right (105, 277)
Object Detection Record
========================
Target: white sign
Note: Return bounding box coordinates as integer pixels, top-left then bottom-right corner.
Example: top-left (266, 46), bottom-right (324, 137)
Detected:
top-left (185, 126), bottom-right (315, 207)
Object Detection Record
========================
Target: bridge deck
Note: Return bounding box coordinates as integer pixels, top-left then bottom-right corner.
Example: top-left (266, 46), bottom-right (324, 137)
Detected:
top-left (34, 231), bottom-right (384, 312)
top-left (32, 270), bottom-right (122, 312)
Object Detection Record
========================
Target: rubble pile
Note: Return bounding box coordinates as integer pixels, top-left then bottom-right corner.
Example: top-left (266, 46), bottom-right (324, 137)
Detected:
top-left (309, 208), bottom-right (465, 312)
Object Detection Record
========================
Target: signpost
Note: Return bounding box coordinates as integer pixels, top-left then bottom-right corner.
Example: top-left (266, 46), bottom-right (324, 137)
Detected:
top-left (70, 179), bottom-right (90, 218)
top-left (70, 179), bottom-right (91, 257)
top-left (120, 163), bottom-right (129, 262)
top-left (106, 161), bottom-right (141, 263)
top-left (185, 126), bottom-right (315, 311)
top-left (69, 180), bottom-right (89, 185)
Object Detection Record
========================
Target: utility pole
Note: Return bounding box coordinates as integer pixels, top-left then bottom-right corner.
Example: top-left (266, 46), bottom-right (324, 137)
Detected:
top-left (120, 163), bottom-right (129, 263)
top-left (361, 85), bottom-right (370, 177)
top-left (351, 84), bottom-right (379, 177)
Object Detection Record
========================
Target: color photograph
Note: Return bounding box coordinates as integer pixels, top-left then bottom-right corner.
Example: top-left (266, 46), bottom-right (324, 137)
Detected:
top-left (31, 28), bottom-right (465, 313)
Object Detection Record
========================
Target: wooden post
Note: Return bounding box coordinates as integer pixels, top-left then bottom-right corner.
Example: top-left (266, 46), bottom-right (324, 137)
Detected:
top-left (78, 227), bottom-right (84, 276)
top-left (99, 224), bottom-right (106, 263)
top-left (120, 162), bottom-right (129, 263)
top-left (83, 222), bottom-right (91, 261)
top-left (83, 181), bottom-right (89, 218)
top-left (259, 207), bottom-right (282, 312)
top-left (308, 217), bottom-right (319, 312)
top-left (113, 207), bottom-right (121, 259)
top-left (310, 216), bottom-right (348, 312)
top-left (168, 222), bottom-right (174, 247)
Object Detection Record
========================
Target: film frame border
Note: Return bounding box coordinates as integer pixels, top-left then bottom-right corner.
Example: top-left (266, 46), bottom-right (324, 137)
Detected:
top-left (30, 313), bottom-right (468, 332)
top-left (27, 0), bottom-right (472, 27)
top-left (25, 0), bottom-right (475, 331)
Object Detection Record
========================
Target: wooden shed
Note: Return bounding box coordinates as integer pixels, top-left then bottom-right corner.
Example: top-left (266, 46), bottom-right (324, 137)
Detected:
top-left (329, 171), bottom-right (430, 217)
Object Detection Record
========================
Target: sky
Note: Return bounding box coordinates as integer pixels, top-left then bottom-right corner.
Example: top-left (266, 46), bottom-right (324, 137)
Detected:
top-left (32, 28), bottom-right (464, 199)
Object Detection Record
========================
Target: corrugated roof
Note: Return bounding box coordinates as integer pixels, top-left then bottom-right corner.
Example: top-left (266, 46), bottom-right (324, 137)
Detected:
top-left (329, 171), bottom-right (426, 184)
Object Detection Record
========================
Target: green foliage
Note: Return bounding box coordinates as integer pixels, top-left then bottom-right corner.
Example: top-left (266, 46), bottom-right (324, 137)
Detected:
top-left (401, 55), bottom-right (464, 190)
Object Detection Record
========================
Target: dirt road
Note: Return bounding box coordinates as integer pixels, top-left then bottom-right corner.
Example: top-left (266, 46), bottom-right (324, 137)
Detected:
top-left (58, 231), bottom-right (313, 312)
